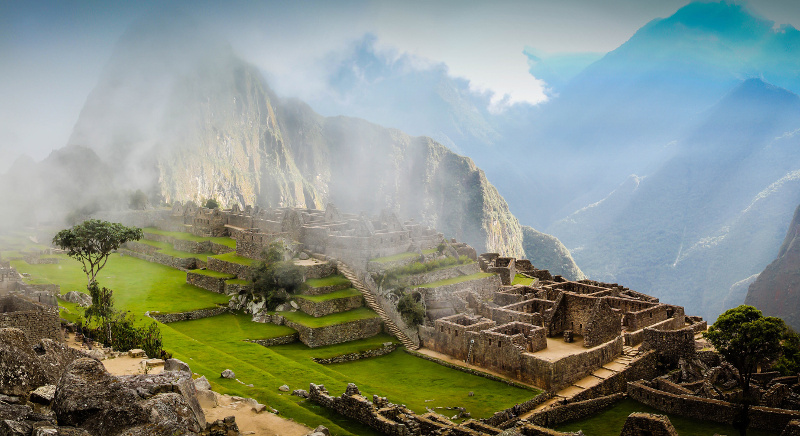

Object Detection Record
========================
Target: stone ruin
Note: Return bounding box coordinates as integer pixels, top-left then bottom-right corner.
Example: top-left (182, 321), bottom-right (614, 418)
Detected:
top-left (156, 202), bottom-right (444, 266)
top-left (418, 254), bottom-right (697, 390)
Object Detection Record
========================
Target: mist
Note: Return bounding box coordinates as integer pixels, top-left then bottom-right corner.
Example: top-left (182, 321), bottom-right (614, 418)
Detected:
top-left (3, 0), bottom-right (800, 322)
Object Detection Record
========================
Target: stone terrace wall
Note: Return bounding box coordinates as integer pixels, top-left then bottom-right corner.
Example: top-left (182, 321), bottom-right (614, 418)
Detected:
top-left (206, 258), bottom-right (252, 281)
top-left (297, 261), bottom-right (337, 280)
top-left (247, 334), bottom-right (299, 347)
top-left (420, 274), bottom-right (502, 321)
top-left (536, 336), bottom-right (624, 391)
top-left (294, 294), bottom-right (363, 317)
top-left (312, 343), bottom-right (398, 364)
top-left (0, 295), bottom-right (61, 342)
top-left (186, 272), bottom-right (228, 293)
top-left (628, 380), bottom-right (800, 432)
top-left (527, 393), bottom-right (624, 428)
top-left (404, 263), bottom-right (480, 287)
top-left (149, 306), bottom-right (227, 323)
top-left (640, 326), bottom-right (696, 366)
top-left (284, 317), bottom-right (383, 348)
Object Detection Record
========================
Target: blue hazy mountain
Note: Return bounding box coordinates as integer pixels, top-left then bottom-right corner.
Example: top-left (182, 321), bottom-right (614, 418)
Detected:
top-left (549, 78), bottom-right (800, 320)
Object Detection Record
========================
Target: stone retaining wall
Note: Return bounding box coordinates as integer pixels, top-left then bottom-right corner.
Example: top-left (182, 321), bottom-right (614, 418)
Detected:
top-left (298, 261), bottom-right (337, 280)
top-left (186, 272), bottom-right (229, 293)
top-left (206, 258), bottom-right (252, 281)
top-left (294, 294), bottom-right (363, 317)
top-left (284, 317), bottom-right (383, 348)
top-left (302, 282), bottom-right (351, 296)
top-left (627, 380), bottom-right (800, 432)
top-left (312, 343), bottom-right (398, 364)
top-left (247, 333), bottom-right (299, 347)
top-left (148, 306), bottom-right (228, 323)
top-left (404, 349), bottom-right (537, 391)
top-left (403, 263), bottom-right (480, 287)
top-left (527, 393), bottom-right (625, 428)
top-left (0, 295), bottom-right (61, 342)
top-left (569, 350), bottom-right (659, 402)
top-left (224, 281), bottom-right (251, 296)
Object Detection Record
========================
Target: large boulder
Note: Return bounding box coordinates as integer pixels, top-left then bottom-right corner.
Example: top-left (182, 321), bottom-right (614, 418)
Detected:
top-left (52, 358), bottom-right (149, 436)
top-left (52, 357), bottom-right (206, 436)
top-left (0, 328), bottom-right (85, 397)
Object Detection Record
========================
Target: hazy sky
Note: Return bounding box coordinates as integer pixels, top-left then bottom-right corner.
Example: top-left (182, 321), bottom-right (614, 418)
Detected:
top-left (1, 0), bottom-right (799, 171)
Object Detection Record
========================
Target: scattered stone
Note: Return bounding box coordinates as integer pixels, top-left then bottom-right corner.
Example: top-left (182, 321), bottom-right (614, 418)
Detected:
top-left (311, 425), bottom-right (330, 436)
top-left (30, 384), bottom-right (56, 404)
top-left (292, 389), bottom-right (309, 398)
top-left (194, 375), bottom-right (211, 391)
top-left (251, 403), bottom-right (266, 414)
top-left (81, 349), bottom-right (105, 361)
top-left (468, 391), bottom-right (474, 397)
top-left (127, 349), bottom-right (145, 358)
top-left (279, 384), bottom-right (290, 392)
top-left (163, 358), bottom-right (191, 374)
top-left (221, 369), bottom-right (235, 379)
top-left (383, 342), bottom-right (393, 347)
top-left (299, 252), bottom-right (310, 260)
top-left (290, 300), bottom-right (299, 310)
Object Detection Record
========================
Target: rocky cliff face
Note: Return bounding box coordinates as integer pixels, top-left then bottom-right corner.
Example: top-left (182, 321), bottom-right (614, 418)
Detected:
top-left (63, 15), bottom-right (525, 257)
top-left (745, 204), bottom-right (800, 331)
top-left (521, 226), bottom-right (585, 281)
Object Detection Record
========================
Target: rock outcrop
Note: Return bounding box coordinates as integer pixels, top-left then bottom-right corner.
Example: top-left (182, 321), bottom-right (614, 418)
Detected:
top-left (746, 203), bottom-right (800, 330)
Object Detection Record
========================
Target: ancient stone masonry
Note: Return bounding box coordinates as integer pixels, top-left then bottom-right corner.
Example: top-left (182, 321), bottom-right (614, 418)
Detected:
top-left (418, 254), bottom-right (698, 391)
top-left (308, 383), bottom-right (504, 435)
top-left (0, 295), bottom-right (61, 342)
top-left (148, 306), bottom-right (228, 323)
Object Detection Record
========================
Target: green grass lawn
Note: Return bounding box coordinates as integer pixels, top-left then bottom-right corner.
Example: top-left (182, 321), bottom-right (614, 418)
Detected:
top-left (511, 274), bottom-right (536, 286)
top-left (169, 312), bottom-right (296, 340)
top-left (10, 253), bottom-right (229, 314)
top-left (555, 398), bottom-right (773, 436)
top-left (327, 350), bottom-right (539, 420)
top-left (278, 307), bottom-right (379, 328)
top-left (226, 278), bottom-right (250, 286)
top-left (370, 248), bottom-right (438, 264)
top-left (143, 227), bottom-right (237, 248)
top-left (413, 272), bottom-right (496, 288)
top-left (295, 288), bottom-right (361, 302)
top-left (210, 251), bottom-right (256, 266)
top-left (305, 275), bottom-right (350, 288)
top-left (190, 269), bottom-right (235, 279)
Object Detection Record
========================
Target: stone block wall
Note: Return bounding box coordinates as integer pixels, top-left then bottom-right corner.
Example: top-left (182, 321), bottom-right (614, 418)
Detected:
top-left (186, 272), bottom-right (228, 293)
top-left (0, 295), bottom-right (61, 342)
top-left (404, 263), bottom-right (480, 287)
top-left (426, 314), bottom-right (497, 360)
top-left (627, 380), bottom-right (800, 432)
top-left (284, 317), bottom-right (383, 348)
top-left (419, 274), bottom-right (502, 321)
top-left (206, 258), bottom-right (252, 281)
top-left (294, 294), bottom-right (363, 317)
top-left (640, 326), bottom-right (696, 366)
top-left (312, 343), bottom-right (398, 364)
top-left (247, 334), bottom-right (299, 347)
top-left (149, 306), bottom-right (228, 323)
top-left (224, 281), bottom-right (251, 296)
top-left (297, 261), bottom-right (337, 280)
top-left (619, 413), bottom-right (679, 436)
top-left (537, 336), bottom-right (623, 391)
top-left (527, 393), bottom-right (624, 428)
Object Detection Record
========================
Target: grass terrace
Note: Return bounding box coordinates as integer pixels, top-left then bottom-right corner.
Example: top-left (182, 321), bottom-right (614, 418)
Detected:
top-left (169, 312), bottom-right (296, 341)
top-left (413, 272), bottom-right (496, 288)
top-left (295, 288), bottom-right (361, 302)
top-left (278, 307), bottom-right (379, 328)
top-left (9, 253), bottom-right (229, 315)
top-left (137, 239), bottom-right (211, 261)
top-left (143, 227), bottom-right (237, 248)
top-left (370, 248), bottom-right (438, 263)
top-left (305, 275), bottom-right (350, 288)
top-left (210, 251), bottom-right (256, 266)
top-left (512, 274), bottom-right (536, 286)
top-left (225, 278), bottom-right (250, 286)
top-left (190, 269), bottom-right (235, 279)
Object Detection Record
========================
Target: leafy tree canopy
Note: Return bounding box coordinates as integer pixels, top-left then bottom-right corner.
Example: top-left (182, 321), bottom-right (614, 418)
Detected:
top-left (52, 219), bottom-right (143, 288)
top-left (250, 242), bottom-right (304, 311)
top-left (204, 198), bottom-right (219, 209)
top-left (704, 305), bottom-right (785, 393)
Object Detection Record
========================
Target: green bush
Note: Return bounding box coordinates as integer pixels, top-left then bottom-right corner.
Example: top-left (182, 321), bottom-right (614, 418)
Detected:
top-left (204, 198), bottom-right (219, 209)
top-left (250, 243), bottom-right (305, 311)
top-left (397, 292), bottom-right (425, 326)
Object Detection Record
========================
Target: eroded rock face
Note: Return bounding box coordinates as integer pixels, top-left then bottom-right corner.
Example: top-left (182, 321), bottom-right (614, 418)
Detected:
top-left (52, 358), bottom-right (206, 436)
top-left (0, 328), bottom-right (86, 397)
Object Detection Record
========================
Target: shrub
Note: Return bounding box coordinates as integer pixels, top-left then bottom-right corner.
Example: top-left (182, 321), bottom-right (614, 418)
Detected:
top-left (250, 243), bottom-right (305, 311)
top-left (397, 292), bottom-right (425, 326)
top-left (204, 198), bottom-right (219, 209)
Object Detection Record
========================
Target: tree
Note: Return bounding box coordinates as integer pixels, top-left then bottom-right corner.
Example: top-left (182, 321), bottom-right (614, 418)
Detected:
top-left (397, 291), bottom-right (425, 326)
top-left (774, 328), bottom-right (800, 376)
top-left (52, 219), bottom-right (143, 289)
top-left (704, 305), bottom-right (785, 435)
top-left (250, 242), bottom-right (305, 311)
top-left (129, 189), bottom-right (148, 210)
top-left (204, 198), bottom-right (219, 209)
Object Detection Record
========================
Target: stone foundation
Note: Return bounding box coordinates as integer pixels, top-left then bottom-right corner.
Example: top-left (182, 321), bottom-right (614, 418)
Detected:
top-left (284, 317), bottom-right (383, 348)
top-left (148, 306), bottom-right (228, 323)
top-left (0, 295), bottom-right (61, 342)
top-left (186, 271), bottom-right (230, 293)
top-left (294, 294), bottom-right (363, 317)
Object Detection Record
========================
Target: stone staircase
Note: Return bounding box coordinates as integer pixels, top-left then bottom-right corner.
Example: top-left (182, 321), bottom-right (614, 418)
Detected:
top-left (337, 262), bottom-right (418, 350)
